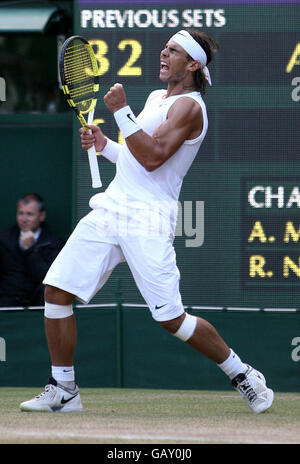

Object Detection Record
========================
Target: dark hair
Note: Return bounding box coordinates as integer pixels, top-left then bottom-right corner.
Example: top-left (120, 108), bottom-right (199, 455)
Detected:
top-left (186, 30), bottom-right (219, 94)
top-left (18, 193), bottom-right (45, 212)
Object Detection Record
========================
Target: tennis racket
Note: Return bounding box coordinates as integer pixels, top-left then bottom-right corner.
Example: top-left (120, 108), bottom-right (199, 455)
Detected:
top-left (59, 36), bottom-right (102, 188)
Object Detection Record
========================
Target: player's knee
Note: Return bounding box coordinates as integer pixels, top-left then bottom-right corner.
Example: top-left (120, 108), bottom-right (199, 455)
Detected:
top-left (159, 313), bottom-right (185, 333)
top-left (159, 312), bottom-right (197, 342)
top-left (44, 285), bottom-right (75, 319)
top-left (44, 285), bottom-right (75, 305)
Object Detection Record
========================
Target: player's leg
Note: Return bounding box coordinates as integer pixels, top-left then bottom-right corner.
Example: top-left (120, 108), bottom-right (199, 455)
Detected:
top-left (158, 313), bottom-right (230, 363)
top-left (44, 285), bottom-right (76, 368)
top-left (159, 312), bottom-right (273, 413)
top-left (20, 210), bottom-right (125, 412)
top-left (20, 285), bottom-right (81, 412)
top-left (164, 311), bottom-right (274, 414)
top-left (121, 234), bottom-right (273, 414)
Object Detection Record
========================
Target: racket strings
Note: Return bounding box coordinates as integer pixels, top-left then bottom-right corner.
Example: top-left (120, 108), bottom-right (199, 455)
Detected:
top-left (64, 58), bottom-right (93, 81)
top-left (70, 85), bottom-right (94, 99)
top-left (64, 44), bottom-right (93, 72)
top-left (61, 38), bottom-right (99, 113)
top-left (64, 63), bottom-right (92, 76)
top-left (66, 42), bottom-right (89, 51)
top-left (64, 71), bottom-right (93, 87)
top-left (64, 55), bottom-right (92, 71)
top-left (64, 70), bottom-right (93, 85)
top-left (64, 45), bottom-right (96, 106)
top-left (68, 85), bottom-right (94, 99)
top-left (64, 50), bottom-right (90, 60)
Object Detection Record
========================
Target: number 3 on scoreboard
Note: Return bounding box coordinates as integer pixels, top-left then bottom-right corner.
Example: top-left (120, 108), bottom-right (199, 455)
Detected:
top-left (88, 39), bottom-right (110, 75)
top-left (88, 39), bottom-right (142, 76)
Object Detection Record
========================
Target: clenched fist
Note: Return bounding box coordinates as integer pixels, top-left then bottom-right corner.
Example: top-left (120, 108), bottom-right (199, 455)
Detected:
top-left (104, 83), bottom-right (127, 113)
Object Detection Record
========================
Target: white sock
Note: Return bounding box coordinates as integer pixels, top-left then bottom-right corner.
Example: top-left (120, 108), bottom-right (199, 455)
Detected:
top-left (51, 366), bottom-right (75, 390)
top-left (217, 349), bottom-right (248, 380)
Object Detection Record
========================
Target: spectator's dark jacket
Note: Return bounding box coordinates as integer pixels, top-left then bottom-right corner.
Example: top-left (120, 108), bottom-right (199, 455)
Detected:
top-left (0, 223), bottom-right (63, 307)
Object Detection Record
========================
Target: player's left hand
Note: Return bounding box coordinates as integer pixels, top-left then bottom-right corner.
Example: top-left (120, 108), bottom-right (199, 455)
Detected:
top-left (104, 83), bottom-right (127, 113)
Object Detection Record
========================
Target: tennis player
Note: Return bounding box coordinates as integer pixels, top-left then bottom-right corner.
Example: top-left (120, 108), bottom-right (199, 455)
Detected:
top-left (20, 30), bottom-right (273, 414)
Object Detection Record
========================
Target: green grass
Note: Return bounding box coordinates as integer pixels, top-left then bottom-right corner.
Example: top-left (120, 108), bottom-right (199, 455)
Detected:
top-left (0, 388), bottom-right (299, 444)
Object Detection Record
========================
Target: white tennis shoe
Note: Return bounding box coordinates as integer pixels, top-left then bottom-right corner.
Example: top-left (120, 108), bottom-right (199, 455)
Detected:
top-left (20, 377), bottom-right (83, 412)
top-left (232, 365), bottom-right (274, 413)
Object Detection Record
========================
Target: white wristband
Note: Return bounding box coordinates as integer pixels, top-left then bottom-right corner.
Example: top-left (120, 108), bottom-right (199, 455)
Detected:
top-left (114, 105), bottom-right (141, 139)
top-left (100, 138), bottom-right (121, 163)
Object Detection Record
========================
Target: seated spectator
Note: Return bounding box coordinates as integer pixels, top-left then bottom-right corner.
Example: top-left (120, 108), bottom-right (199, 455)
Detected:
top-left (0, 193), bottom-right (63, 307)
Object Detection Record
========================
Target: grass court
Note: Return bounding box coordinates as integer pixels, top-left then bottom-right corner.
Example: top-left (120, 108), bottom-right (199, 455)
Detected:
top-left (0, 387), bottom-right (299, 444)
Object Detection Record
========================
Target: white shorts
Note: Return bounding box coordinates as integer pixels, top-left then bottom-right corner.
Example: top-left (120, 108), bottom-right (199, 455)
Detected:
top-left (43, 205), bottom-right (184, 322)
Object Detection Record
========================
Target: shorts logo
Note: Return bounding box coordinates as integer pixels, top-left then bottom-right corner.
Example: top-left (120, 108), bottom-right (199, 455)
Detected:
top-left (155, 304), bottom-right (167, 310)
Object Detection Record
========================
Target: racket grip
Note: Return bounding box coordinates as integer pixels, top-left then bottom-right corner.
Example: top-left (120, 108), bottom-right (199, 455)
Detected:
top-left (88, 145), bottom-right (102, 188)
top-left (87, 110), bottom-right (101, 188)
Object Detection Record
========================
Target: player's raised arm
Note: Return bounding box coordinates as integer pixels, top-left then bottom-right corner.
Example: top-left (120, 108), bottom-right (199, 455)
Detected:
top-left (104, 84), bottom-right (203, 172)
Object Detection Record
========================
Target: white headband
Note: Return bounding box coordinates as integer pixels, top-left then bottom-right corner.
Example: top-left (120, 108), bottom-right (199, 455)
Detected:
top-left (170, 30), bottom-right (212, 86)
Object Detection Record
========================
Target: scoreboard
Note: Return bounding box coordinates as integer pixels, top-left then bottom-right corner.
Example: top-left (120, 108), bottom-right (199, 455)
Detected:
top-left (74, 0), bottom-right (300, 310)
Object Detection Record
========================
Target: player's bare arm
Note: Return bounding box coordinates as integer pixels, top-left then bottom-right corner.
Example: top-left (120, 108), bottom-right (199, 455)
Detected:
top-left (149, 98), bottom-right (203, 166)
top-left (103, 83), bottom-right (203, 172)
top-left (126, 98), bottom-right (203, 171)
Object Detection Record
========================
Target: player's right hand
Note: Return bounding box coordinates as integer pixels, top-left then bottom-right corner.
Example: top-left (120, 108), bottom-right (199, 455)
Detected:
top-left (79, 125), bottom-right (106, 153)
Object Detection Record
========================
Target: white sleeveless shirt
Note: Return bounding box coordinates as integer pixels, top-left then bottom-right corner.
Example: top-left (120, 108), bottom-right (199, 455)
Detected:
top-left (90, 89), bottom-right (208, 232)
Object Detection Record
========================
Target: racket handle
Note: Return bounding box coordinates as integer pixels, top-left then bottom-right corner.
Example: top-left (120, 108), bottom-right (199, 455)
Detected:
top-left (88, 145), bottom-right (102, 188)
top-left (87, 110), bottom-right (102, 188)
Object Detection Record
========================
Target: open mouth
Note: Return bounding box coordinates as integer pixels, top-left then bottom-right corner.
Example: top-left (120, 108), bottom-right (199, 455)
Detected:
top-left (160, 61), bottom-right (169, 71)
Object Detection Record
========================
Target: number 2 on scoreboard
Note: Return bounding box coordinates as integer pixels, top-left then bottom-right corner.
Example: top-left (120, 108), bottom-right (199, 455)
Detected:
top-left (117, 39), bottom-right (142, 76)
top-left (88, 39), bottom-right (142, 77)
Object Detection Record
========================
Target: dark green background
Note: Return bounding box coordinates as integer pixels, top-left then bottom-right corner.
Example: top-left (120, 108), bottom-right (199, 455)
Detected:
top-left (0, 114), bottom-right (72, 243)
top-left (0, 306), bottom-right (299, 391)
